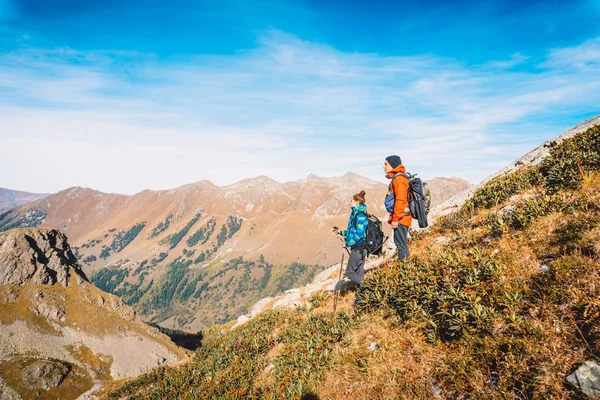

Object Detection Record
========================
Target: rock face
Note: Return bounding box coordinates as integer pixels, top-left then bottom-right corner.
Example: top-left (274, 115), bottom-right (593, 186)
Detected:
top-left (0, 229), bottom-right (87, 286)
top-left (426, 178), bottom-right (473, 208)
top-left (21, 359), bottom-right (70, 390)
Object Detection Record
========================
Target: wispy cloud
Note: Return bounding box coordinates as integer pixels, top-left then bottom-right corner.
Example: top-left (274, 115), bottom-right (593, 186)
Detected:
top-left (1, 30), bottom-right (599, 194)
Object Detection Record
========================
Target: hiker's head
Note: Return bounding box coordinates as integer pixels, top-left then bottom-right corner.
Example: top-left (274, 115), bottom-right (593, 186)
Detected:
top-left (351, 190), bottom-right (366, 207)
top-left (384, 155), bottom-right (402, 173)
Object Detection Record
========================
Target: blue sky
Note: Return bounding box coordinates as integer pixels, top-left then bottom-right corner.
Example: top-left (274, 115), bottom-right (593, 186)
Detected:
top-left (1, 0), bottom-right (599, 194)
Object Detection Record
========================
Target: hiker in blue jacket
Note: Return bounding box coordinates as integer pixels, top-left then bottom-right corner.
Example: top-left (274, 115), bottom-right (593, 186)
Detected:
top-left (338, 190), bottom-right (369, 286)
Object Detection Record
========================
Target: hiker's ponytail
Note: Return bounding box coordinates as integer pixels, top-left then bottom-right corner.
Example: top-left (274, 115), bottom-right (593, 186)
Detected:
top-left (353, 190), bottom-right (366, 204)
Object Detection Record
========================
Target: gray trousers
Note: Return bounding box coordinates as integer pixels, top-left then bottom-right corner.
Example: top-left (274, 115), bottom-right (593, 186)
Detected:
top-left (346, 247), bottom-right (367, 284)
top-left (394, 225), bottom-right (410, 260)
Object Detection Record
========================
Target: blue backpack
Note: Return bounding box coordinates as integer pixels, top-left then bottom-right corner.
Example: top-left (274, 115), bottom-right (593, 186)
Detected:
top-left (385, 173), bottom-right (429, 228)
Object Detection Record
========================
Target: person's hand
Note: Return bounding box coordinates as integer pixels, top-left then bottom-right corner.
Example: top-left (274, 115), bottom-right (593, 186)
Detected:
top-left (391, 221), bottom-right (399, 229)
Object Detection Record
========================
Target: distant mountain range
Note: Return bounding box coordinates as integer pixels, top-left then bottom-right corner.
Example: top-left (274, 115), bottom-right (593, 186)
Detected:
top-left (0, 188), bottom-right (51, 212)
top-left (0, 174), bottom-right (472, 330)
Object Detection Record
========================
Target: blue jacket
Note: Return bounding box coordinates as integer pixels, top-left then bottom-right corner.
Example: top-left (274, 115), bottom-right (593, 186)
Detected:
top-left (342, 203), bottom-right (368, 248)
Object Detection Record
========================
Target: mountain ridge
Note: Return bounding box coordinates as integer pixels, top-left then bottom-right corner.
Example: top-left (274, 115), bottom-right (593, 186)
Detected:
top-left (0, 188), bottom-right (51, 213)
top-left (0, 173), bottom-right (470, 331)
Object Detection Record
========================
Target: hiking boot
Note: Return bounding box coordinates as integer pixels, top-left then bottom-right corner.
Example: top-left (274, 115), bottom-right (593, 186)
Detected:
top-left (334, 278), bottom-right (350, 291)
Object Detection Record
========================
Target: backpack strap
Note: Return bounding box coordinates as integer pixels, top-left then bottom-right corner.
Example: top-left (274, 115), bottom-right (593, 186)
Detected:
top-left (390, 172), bottom-right (411, 185)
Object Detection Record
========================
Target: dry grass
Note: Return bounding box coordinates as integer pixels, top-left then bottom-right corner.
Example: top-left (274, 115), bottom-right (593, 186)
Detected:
top-left (66, 344), bottom-right (113, 381)
top-left (320, 313), bottom-right (443, 400)
top-left (0, 285), bottom-right (62, 335)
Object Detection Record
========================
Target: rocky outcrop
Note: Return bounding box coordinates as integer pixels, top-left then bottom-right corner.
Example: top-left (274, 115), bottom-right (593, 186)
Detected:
top-left (21, 359), bottom-right (71, 390)
top-left (0, 228), bottom-right (87, 286)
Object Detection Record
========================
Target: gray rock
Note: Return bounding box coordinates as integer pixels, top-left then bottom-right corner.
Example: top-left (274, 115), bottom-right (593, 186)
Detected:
top-left (433, 236), bottom-right (450, 245)
top-left (567, 360), bottom-right (600, 399)
top-left (22, 359), bottom-right (71, 390)
top-left (264, 363), bottom-right (275, 374)
top-left (431, 380), bottom-right (443, 397)
top-left (30, 294), bottom-right (66, 322)
top-left (0, 287), bottom-right (18, 304)
top-left (0, 229), bottom-right (88, 287)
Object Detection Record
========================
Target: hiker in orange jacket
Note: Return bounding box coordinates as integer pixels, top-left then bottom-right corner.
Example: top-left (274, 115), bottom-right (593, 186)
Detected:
top-left (384, 155), bottom-right (411, 260)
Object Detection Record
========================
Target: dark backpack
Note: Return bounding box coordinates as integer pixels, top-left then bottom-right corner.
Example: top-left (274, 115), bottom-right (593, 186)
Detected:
top-left (354, 211), bottom-right (385, 256)
top-left (385, 173), bottom-right (430, 229)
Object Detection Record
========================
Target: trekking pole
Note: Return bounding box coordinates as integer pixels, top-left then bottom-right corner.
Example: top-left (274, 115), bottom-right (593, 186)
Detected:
top-left (333, 246), bottom-right (346, 313)
top-left (332, 227), bottom-right (350, 313)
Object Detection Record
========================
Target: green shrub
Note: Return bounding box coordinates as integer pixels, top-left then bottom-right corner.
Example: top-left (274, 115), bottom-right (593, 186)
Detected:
top-left (465, 167), bottom-right (542, 211)
top-left (108, 310), bottom-right (354, 400)
top-left (82, 255), bottom-right (97, 264)
top-left (541, 125), bottom-right (600, 193)
top-left (356, 248), bottom-right (503, 342)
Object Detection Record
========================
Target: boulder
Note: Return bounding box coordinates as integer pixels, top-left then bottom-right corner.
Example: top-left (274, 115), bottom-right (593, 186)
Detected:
top-left (21, 359), bottom-right (71, 390)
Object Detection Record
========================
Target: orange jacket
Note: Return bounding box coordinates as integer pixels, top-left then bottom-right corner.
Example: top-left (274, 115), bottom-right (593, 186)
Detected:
top-left (387, 164), bottom-right (412, 227)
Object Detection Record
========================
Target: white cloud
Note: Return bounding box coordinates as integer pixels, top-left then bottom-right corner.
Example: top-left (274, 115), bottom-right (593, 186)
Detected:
top-left (543, 37), bottom-right (600, 70)
top-left (1, 31), bottom-right (599, 193)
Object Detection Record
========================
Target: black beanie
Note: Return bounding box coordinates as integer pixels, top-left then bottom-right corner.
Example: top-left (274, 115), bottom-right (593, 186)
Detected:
top-left (386, 155), bottom-right (402, 168)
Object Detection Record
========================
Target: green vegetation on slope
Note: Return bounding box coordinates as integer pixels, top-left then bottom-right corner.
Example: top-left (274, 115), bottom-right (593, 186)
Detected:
top-left (147, 214), bottom-right (173, 239)
top-left (99, 222), bottom-right (147, 258)
top-left (0, 209), bottom-right (46, 231)
top-left (137, 255), bottom-right (326, 328)
top-left (110, 124), bottom-right (600, 399)
top-left (108, 310), bottom-right (353, 399)
top-left (159, 213), bottom-right (201, 250)
top-left (186, 216), bottom-right (217, 247)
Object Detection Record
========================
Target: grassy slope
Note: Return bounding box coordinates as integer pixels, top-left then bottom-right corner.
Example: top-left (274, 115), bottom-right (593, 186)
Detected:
top-left (106, 125), bottom-right (600, 399)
